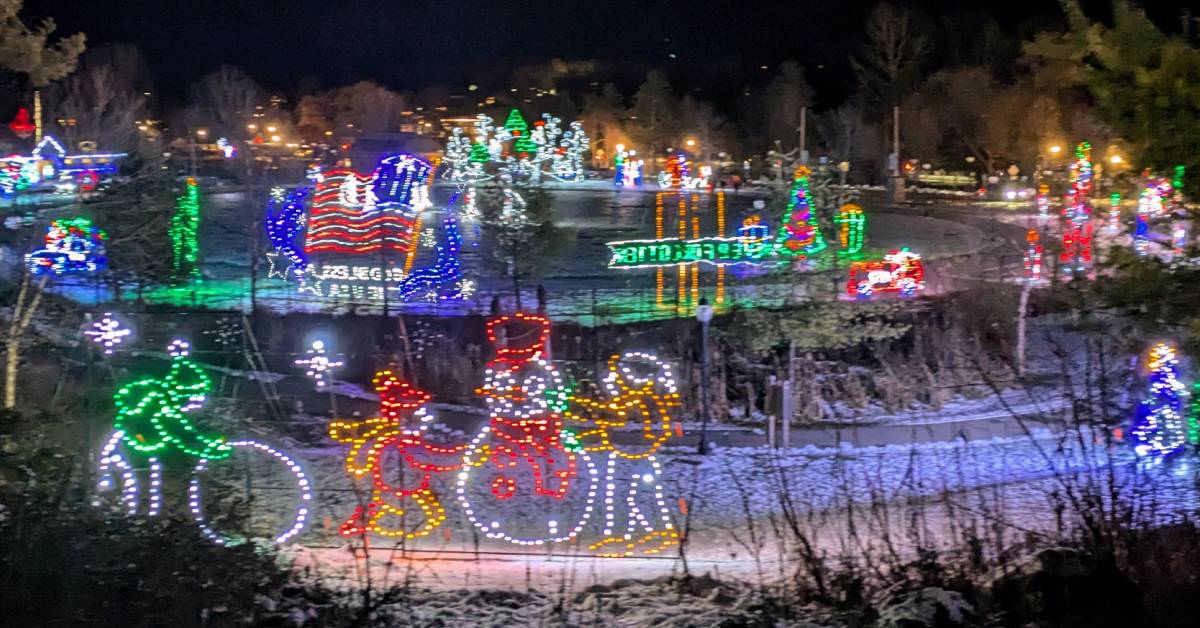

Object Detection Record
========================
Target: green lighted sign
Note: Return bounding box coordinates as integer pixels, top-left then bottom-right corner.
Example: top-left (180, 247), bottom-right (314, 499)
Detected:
top-left (606, 237), bottom-right (771, 268)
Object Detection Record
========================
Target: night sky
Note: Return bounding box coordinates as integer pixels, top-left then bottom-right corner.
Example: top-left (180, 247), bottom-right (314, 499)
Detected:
top-left (22, 0), bottom-right (1200, 108)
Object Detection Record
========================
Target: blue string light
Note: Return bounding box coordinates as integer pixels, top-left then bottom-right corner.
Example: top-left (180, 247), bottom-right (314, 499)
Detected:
top-left (397, 213), bottom-right (467, 302)
top-left (265, 187), bottom-right (310, 278)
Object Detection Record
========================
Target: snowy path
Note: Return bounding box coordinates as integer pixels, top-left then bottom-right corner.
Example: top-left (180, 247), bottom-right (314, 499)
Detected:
top-left (271, 421), bottom-right (1189, 591)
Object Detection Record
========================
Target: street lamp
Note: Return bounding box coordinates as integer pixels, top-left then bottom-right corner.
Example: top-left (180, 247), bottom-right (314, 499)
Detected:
top-left (191, 128), bottom-right (208, 176)
top-left (695, 297), bottom-right (714, 455)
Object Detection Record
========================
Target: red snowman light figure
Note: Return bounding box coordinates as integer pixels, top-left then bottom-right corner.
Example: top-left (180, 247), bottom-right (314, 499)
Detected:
top-left (455, 313), bottom-right (598, 546)
top-left (329, 370), bottom-right (466, 540)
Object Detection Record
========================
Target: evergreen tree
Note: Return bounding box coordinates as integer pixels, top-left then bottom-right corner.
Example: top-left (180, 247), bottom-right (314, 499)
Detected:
top-left (773, 166), bottom-right (826, 257)
top-left (1131, 343), bottom-right (1190, 457)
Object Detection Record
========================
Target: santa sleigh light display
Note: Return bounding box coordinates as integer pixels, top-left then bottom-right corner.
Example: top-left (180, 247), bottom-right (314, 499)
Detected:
top-left (266, 154), bottom-right (467, 302)
top-left (846, 248), bottom-right (925, 298)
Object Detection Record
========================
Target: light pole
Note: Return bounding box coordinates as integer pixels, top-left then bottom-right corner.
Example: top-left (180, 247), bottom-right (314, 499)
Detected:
top-left (695, 297), bottom-right (714, 455)
top-left (191, 128), bottom-right (208, 176)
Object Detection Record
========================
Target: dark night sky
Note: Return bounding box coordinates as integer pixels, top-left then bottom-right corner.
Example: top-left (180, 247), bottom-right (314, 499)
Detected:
top-left (22, 0), bottom-right (1200, 107)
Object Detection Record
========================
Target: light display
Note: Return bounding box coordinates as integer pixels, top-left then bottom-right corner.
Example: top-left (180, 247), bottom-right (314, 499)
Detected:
top-left (25, 217), bottom-right (107, 275)
top-left (1172, 220), bottom-right (1189, 255)
top-left (189, 439), bottom-right (313, 545)
top-left (613, 144), bottom-right (644, 187)
top-left (170, 177), bottom-right (202, 280)
top-left (656, 153), bottom-right (709, 190)
top-left (836, 203), bottom-right (866, 255)
top-left (1131, 342), bottom-right (1191, 457)
top-left (847, 248), bottom-right (925, 298)
top-left (456, 313), bottom-right (598, 546)
top-left (1036, 183), bottom-right (1050, 219)
top-left (503, 108), bottom-right (529, 136)
top-left (443, 111), bottom-right (588, 184)
top-left (85, 312), bottom-right (130, 355)
top-left (269, 155), bottom-right (451, 302)
top-left (607, 236), bottom-right (771, 268)
top-left (1107, 193), bottom-right (1121, 233)
top-left (9, 107), bottom-right (34, 139)
top-left (0, 134), bottom-right (125, 194)
top-left (737, 214), bottom-right (770, 243)
top-left (99, 341), bottom-right (312, 542)
top-left (1023, 229), bottom-right (1043, 283)
top-left (305, 169), bottom-right (413, 256)
top-left (329, 371), bottom-right (467, 539)
top-left (396, 214), bottom-right (469, 302)
top-left (564, 352), bottom-right (680, 556)
top-left (264, 186), bottom-right (310, 279)
top-left (216, 137), bottom-right (237, 159)
top-left (294, 340), bottom-right (342, 388)
top-left (1138, 176), bottom-right (1172, 220)
top-left (1060, 142), bottom-right (1094, 275)
top-left (774, 166), bottom-right (827, 257)
top-left (112, 339), bottom-right (228, 459)
top-left (99, 339), bottom-right (312, 545)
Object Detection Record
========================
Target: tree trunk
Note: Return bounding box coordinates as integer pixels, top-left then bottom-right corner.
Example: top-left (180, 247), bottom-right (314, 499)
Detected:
top-left (4, 274), bottom-right (47, 409)
top-left (1016, 282), bottom-right (1031, 378)
top-left (511, 254), bottom-right (523, 310)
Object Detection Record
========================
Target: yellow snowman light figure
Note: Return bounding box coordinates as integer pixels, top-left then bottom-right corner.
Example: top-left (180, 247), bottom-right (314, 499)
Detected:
top-left (565, 351), bottom-right (681, 557)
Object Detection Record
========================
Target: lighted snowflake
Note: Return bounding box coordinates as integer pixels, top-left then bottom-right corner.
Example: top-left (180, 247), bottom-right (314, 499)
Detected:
top-left (421, 227), bottom-right (437, 248)
top-left (203, 317), bottom-right (242, 350)
top-left (294, 340), bottom-right (343, 388)
top-left (459, 279), bottom-right (477, 299)
top-left (85, 313), bottom-right (130, 355)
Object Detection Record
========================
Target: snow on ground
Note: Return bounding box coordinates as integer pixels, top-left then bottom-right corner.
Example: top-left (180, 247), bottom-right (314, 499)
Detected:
top-left (134, 409), bottom-right (1194, 593)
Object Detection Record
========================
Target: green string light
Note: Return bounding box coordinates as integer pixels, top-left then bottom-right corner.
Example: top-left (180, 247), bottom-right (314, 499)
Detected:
top-left (774, 166), bottom-right (826, 257)
top-left (169, 177), bottom-right (201, 280)
top-left (113, 340), bottom-right (230, 460)
top-left (836, 203), bottom-right (866, 255)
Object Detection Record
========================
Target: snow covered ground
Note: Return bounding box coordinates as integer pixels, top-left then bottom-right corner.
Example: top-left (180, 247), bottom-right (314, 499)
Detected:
top-left (148, 413), bottom-right (1189, 593)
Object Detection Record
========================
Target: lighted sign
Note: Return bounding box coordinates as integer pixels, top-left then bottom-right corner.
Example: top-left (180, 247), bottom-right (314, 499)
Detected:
top-left (607, 236), bottom-right (771, 268)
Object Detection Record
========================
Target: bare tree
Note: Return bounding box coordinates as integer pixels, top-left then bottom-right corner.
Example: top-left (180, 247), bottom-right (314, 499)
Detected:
top-left (184, 65), bottom-right (262, 139)
top-left (0, 0), bottom-right (86, 141)
top-left (850, 3), bottom-right (929, 111)
top-left (763, 61), bottom-right (814, 152)
top-left (4, 273), bottom-right (46, 409)
top-left (44, 44), bottom-right (150, 152)
top-left (332, 81), bottom-right (407, 135)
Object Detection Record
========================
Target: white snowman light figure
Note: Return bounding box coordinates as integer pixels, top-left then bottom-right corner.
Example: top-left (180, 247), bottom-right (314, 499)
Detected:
top-left (455, 313), bottom-right (598, 546)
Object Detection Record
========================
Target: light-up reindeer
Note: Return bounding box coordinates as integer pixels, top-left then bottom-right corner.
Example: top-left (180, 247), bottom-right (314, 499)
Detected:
top-left (565, 351), bottom-right (681, 557)
top-left (329, 371), bottom-right (466, 540)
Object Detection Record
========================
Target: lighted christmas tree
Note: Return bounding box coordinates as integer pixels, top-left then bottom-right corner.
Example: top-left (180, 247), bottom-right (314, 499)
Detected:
top-left (512, 134), bottom-right (538, 157)
top-left (468, 141), bottom-right (490, 163)
top-left (774, 166), bottom-right (826, 256)
top-left (503, 108), bottom-right (529, 136)
top-left (1131, 342), bottom-right (1190, 457)
top-left (169, 177), bottom-right (202, 280)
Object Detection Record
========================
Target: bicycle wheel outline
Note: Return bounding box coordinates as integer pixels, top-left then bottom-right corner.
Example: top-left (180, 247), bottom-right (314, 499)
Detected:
top-left (187, 439), bottom-right (313, 546)
top-left (95, 430), bottom-right (163, 517)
